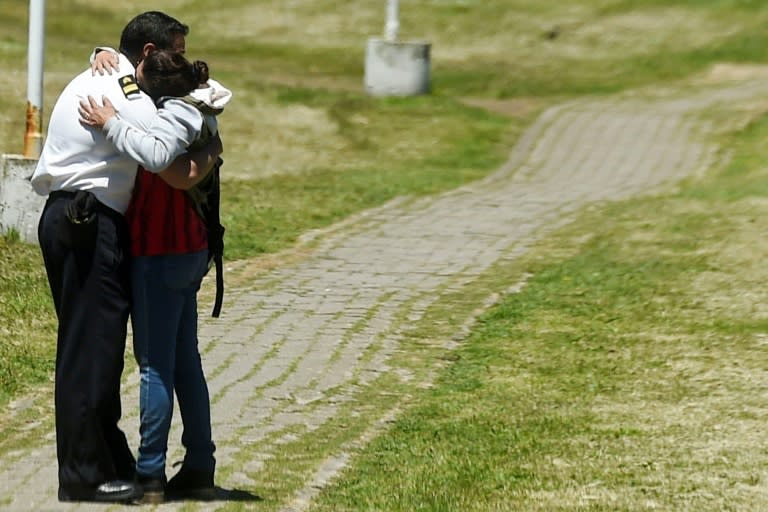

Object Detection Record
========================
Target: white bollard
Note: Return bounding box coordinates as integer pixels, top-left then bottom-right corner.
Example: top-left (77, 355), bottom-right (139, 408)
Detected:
top-left (364, 0), bottom-right (431, 97)
top-left (364, 38), bottom-right (431, 96)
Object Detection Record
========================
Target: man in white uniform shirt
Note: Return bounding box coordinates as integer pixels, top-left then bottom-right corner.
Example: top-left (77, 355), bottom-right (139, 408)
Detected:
top-left (31, 11), bottom-right (221, 504)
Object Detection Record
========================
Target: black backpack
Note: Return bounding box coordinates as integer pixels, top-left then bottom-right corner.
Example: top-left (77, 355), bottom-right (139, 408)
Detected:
top-left (187, 156), bottom-right (225, 317)
top-left (178, 95), bottom-right (227, 317)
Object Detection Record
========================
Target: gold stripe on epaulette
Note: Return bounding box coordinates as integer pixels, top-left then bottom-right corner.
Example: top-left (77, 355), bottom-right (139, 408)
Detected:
top-left (118, 75), bottom-right (140, 98)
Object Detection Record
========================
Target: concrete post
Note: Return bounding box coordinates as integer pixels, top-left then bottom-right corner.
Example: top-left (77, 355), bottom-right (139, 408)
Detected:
top-left (0, 2), bottom-right (46, 243)
top-left (364, 1), bottom-right (431, 97)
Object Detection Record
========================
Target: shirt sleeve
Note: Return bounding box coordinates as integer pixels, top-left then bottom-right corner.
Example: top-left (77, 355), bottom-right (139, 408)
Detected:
top-left (102, 100), bottom-right (203, 172)
top-left (89, 46), bottom-right (118, 64)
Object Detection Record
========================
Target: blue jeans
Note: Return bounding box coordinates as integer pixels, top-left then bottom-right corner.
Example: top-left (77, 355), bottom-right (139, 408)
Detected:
top-left (131, 250), bottom-right (216, 479)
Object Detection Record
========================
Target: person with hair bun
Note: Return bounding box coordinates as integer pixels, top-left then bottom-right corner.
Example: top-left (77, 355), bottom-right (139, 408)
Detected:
top-left (79, 49), bottom-right (232, 504)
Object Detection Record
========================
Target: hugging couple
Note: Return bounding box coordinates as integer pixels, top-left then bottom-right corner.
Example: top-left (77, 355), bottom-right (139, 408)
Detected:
top-left (32, 9), bottom-right (232, 504)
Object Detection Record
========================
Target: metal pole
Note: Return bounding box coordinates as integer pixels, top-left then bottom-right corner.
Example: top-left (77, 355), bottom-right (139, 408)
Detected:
top-left (24, 0), bottom-right (45, 159)
top-left (385, 0), bottom-right (399, 42)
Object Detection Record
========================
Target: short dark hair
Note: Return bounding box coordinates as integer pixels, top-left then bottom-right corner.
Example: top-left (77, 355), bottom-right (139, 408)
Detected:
top-left (119, 11), bottom-right (189, 64)
top-left (140, 50), bottom-right (209, 100)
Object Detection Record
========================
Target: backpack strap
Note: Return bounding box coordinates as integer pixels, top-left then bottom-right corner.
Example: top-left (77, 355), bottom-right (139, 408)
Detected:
top-left (205, 160), bottom-right (225, 318)
top-left (179, 94), bottom-right (223, 117)
top-left (212, 253), bottom-right (224, 318)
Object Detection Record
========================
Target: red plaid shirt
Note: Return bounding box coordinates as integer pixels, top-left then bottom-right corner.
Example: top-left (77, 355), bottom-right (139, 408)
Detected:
top-left (126, 167), bottom-right (207, 257)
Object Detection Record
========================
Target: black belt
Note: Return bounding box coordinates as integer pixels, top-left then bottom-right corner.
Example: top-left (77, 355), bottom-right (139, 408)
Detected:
top-left (48, 190), bottom-right (123, 223)
top-left (48, 189), bottom-right (77, 201)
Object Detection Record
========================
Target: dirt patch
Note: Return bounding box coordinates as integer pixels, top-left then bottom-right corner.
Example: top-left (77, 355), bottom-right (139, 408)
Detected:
top-left (459, 96), bottom-right (542, 118)
top-left (697, 63), bottom-right (768, 85)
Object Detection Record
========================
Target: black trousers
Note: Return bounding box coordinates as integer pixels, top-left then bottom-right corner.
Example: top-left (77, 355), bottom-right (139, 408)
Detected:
top-left (38, 191), bottom-right (135, 492)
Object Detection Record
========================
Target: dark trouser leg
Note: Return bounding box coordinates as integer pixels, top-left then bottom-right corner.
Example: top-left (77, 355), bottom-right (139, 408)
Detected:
top-left (38, 195), bottom-right (134, 492)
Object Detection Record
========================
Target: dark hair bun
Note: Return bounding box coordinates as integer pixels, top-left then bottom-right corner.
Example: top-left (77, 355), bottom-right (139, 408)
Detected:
top-left (192, 60), bottom-right (209, 84)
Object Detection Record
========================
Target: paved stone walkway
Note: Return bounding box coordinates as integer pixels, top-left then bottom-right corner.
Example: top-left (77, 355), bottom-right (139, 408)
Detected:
top-left (1, 79), bottom-right (767, 511)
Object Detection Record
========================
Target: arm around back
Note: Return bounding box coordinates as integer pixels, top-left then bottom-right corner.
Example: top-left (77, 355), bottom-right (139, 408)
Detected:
top-left (158, 132), bottom-right (223, 190)
top-left (103, 100), bottom-right (203, 171)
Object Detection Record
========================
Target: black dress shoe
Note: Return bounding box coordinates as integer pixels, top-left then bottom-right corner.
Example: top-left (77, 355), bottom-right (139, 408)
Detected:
top-left (94, 480), bottom-right (142, 502)
top-left (58, 480), bottom-right (142, 503)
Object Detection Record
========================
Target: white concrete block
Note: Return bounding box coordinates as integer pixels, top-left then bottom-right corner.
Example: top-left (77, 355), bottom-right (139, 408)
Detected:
top-left (0, 154), bottom-right (45, 244)
top-left (364, 38), bottom-right (431, 97)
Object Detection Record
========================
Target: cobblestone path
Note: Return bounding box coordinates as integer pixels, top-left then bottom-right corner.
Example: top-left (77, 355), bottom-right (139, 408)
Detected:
top-left (2, 80), bottom-right (767, 511)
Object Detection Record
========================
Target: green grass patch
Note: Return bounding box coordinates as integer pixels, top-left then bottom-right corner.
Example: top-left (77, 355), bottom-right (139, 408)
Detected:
top-left (0, 235), bottom-right (55, 405)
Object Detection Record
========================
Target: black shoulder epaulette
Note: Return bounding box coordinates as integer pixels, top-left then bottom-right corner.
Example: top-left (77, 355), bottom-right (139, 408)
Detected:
top-left (118, 75), bottom-right (140, 98)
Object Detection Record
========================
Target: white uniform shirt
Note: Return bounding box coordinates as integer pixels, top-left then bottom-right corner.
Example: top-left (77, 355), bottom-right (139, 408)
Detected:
top-left (32, 54), bottom-right (174, 213)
